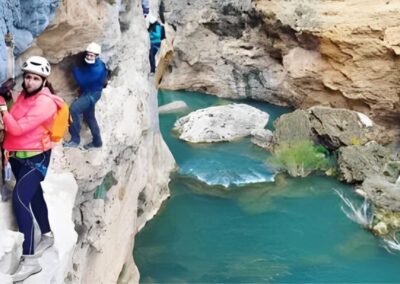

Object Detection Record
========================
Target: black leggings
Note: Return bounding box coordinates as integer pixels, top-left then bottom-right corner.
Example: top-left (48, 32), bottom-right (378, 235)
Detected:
top-left (10, 150), bottom-right (52, 255)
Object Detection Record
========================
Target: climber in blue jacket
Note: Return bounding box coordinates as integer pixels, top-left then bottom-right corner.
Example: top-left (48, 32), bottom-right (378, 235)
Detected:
top-left (64, 42), bottom-right (107, 149)
top-left (147, 14), bottom-right (165, 74)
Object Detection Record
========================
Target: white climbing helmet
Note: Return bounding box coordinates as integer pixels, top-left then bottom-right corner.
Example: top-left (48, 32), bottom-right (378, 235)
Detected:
top-left (147, 13), bottom-right (157, 25)
top-left (21, 56), bottom-right (51, 78)
top-left (86, 42), bottom-right (101, 55)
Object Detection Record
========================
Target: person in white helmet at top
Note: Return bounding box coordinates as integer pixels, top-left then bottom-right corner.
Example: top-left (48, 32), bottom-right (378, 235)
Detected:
top-left (64, 42), bottom-right (108, 149)
top-left (146, 14), bottom-right (165, 74)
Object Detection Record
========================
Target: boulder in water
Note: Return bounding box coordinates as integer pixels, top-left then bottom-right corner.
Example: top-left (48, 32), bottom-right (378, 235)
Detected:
top-left (173, 103), bottom-right (269, 143)
top-left (309, 106), bottom-right (381, 150)
top-left (273, 109), bottom-right (313, 147)
top-left (337, 142), bottom-right (390, 183)
top-left (362, 175), bottom-right (400, 212)
top-left (159, 100), bottom-right (188, 114)
top-left (251, 128), bottom-right (274, 151)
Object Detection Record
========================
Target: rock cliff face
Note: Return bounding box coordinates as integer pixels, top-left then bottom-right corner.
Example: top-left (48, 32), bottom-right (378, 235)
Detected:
top-left (0, 0), bottom-right (175, 283)
top-left (159, 0), bottom-right (400, 139)
top-left (0, 0), bottom-right (59, 81)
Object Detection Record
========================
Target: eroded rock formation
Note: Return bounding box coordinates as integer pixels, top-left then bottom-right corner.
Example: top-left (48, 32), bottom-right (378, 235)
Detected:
top-left (0, 0), bottom-right (60, 81)
top-left (0, 0), bottom-right (175, 283)
top-left (159, 0), bottom-right (400, 140)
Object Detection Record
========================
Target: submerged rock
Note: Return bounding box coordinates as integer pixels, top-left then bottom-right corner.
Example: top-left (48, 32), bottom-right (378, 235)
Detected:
top-left (173, 103), bottom-right (269, 143)
top-left (159, 100), bottom-right (188, 114)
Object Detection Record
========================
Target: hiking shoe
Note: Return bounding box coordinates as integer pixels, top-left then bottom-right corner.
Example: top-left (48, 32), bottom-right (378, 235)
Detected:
top-left (83, 142), bottom-right (102, 149)
top-left (63, 140), bottom-right (79, 148)
top-left (12, 255), bottom-right (42, 282)
top-left (34, 234), bottom-right (55, 257)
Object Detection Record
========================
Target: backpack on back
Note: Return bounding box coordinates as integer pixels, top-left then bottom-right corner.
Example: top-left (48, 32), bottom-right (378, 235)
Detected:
top-left (44, 94), bottom-right (70, 142)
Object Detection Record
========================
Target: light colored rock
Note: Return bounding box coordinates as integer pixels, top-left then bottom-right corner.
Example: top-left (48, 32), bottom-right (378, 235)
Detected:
top-left (34, 0), bottom-right (118, 63)
top-left (255, 0), bottom-right (400, 134)
top-left (372, 208), bottom-right (400, 236)
top-left (24, 166), bottom-right (78, 284)
top-left (0, 1), bottom-right (176, 283)
top-left (159, 100), bottom-right (188, 114)
top-left (0, 272), bottom-right (12, 284)
top-left (0, 229), bottom-right (23, 275)
top-left (250, 128), bottom-right (274, 151)
top-left (357, 112), bottom-right (373, 128)
top-left (373, 222), bottom-right (388, 236)
top-left (174, 103), bottom-right (269, 143)
top-left (58, 3), bottom-right (174, 283)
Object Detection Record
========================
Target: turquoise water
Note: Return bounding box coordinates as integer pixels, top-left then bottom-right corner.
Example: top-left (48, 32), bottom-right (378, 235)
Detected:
top-left (134, 90), bottom-right (400, 283)
top-left (157, 90), bottom-right (286, 187)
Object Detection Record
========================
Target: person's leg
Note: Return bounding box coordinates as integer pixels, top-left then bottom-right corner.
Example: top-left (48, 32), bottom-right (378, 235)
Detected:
top-left (30, 151), bottom-right (51, 235)
top-left (83, 93), bottom-right (102, 147)
top-left (149, 45), bottom-right (157, 73)
top-left (11, 158), bottom-right (45, 255)
top-left (149, 44), bottom-right (161, 73)
top-left (68, 95), bottom-right (92, 144)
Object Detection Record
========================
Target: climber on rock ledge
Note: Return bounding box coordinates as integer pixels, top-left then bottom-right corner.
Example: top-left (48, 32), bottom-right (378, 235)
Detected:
top-left (63, 42), bottom-right (108, 149)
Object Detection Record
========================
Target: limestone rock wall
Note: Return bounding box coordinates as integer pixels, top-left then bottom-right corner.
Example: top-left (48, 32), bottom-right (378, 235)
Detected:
top-left (0, 0), bottom-right (60, 82)
top-left (0, 0), bottom-right (176, 283)
top-left (159, 0), bottom-right (400, 139)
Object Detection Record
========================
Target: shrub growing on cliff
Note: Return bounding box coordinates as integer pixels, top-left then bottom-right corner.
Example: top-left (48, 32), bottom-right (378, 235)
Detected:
top-left (268, 140), bottom-right (331, 177)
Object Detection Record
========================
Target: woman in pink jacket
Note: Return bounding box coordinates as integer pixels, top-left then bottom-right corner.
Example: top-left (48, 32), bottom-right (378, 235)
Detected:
top-left (0, 56), bottom-right (62, 281)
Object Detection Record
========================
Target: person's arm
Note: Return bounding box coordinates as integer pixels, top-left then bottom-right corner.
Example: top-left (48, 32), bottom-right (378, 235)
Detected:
top-left (2, 96), bottom-right (56, 136)
top-left (72, 67), bottom-right (83, 87)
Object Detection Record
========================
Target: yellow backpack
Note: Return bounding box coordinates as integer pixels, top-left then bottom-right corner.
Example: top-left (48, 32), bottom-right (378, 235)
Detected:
top-left (44, 94), bottom-right (70, 142)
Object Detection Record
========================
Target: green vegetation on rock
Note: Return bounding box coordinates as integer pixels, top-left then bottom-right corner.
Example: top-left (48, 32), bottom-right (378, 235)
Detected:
top-left (268, 140), bottom-right (331, 177)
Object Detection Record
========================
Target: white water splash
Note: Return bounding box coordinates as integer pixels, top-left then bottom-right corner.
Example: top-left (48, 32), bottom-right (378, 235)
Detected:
top-left (382, 235), bottom-right (400, 253)
top-left (334, 189), bottom-right (373, 228)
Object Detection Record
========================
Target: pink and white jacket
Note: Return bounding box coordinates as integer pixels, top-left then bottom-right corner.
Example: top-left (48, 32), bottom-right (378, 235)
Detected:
top-left (3, 87), bottom-right (63, 152)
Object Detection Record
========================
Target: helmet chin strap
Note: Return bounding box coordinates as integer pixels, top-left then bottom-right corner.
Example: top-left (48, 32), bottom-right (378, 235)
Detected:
top-left (85, 57), bottom-right (96, 64)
